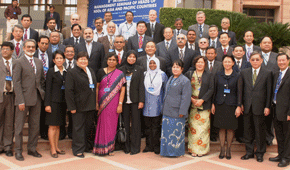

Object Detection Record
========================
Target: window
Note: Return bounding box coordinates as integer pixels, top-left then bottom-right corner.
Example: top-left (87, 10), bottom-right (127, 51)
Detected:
top-left (243, 8), bottom-right (275, 23)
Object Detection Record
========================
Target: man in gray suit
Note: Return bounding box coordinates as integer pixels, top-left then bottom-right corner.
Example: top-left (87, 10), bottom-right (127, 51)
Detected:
top-left (216, 32), bottom-right (233, 61)
top-left (9, 25), bottom-right (24, 59)
top-left (39, 18), bottom-right (63, 44)
top-left (48, 31), bottom-right (65, 54)
top-left (186, 29), bottom-right (198, 51)
top-left (208, 25), bottom-right (221, 49)
top-left (173, 18), bottom-right (187, 38)
top-left (243, 30), bottom-right (261, 62)
top-left (0, 42), bottom-right (16, 157)
top-left (13, 39), bottom-right (45, 161)
top-left (188, 11), bottom-right (209, 42)
top-left (156, 27), bottom-right (177, 59)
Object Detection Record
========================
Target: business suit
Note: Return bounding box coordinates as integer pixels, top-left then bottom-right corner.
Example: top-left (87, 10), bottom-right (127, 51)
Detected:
top-left (65, 66), bottom-right (96, 155)
top-left (137, 55), bottom-right (167, 73)
top-left (205, 60), bottom-right (223, 76)
top-left (233, 59), bottom-right (251, 74)
top-left (185, 42), bottom-right (199, 51)
top-left (188, 24), bottom-right (210, 42)
top-left (156, 40), bottom-right (177, 58)
top-left (97, 36), bottom-right (115, 56)
top-left (218, 31), bottom-right (237, 47)
top-left (243, 45), bottom-right (261, 62)
top-left (11, 28), bottom-right (39, 42)
top-left (0, 56), bottom-right (15, 152)
top-left (61, 26), bottom-right (83, 40)
top-left (33, 49), bottom-right (54, 69)
top-left (63, 59), bottom-right (76, 70)
top-left (9, 40), bottom-right (24, 59)
top-left (262, 51), bottom-right (279, 73)
top-left (209, 38), bottom-right (222, 48)
top-left (44, 12), bottom-right (60, 30)
top-left (63, 37), bottom-right (85, 47)
top-left (127, 34), bottom-right (153, 57)
top-left (216, 46), bottom-right (234, 62)
top-left (239, 67), bottom-right (272, 157)
top-left (145, 22), bottom-right (165, 44)
top-left (13, 56), bottom-right (45, 154)
top-left (39, 30), bottom-right (64, 44)
top-left (74, 41), bottom-right (105, 74)
top-left (173, 29), bottom-right (187, 37)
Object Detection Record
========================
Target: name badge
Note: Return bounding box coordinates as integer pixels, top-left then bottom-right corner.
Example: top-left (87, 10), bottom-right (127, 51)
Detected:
top-left (89, 84), bottom-right (95, 89)
top-left (109, 49), bottom-right (114, 52)
top-left (126, 76), bottom-right (131, 81)
top-left (138, 48), bottom-right (143, 52)
top-left (148, 87), bottom-right (154, 92)
top-left (43, 67), bottom-right (49, 72)
top-left (275, 89), bottom-right (278, 93)
top-left (224, 89), bottom-right (230, 94)
top-left (198, 87), bottom-right (201, 91)
top-left (61, 85), bottom-right (65, 89)
top-left (6, 76), bottom-right (12, 81)
top-left (13, 12), bottom-right (16, 15)
top-left (125, 31), bottom-right (130, 35)
top-left (104, 88), bottom-right (110, 92)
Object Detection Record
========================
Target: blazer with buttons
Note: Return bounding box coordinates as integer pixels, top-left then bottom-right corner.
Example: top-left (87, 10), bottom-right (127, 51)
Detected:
top-left (127, 34), bottom-right (153, 57)
top-left (145, 22), bottom-right (165, 44)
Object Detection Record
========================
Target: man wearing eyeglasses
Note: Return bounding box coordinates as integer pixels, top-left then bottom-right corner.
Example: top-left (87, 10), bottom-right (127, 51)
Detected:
top-left (198, 38), bottom-right (209, 57)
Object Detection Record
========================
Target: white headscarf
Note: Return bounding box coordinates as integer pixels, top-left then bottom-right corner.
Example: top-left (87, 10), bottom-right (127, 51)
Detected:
top-left (144, 57), bottom-right (163, 96)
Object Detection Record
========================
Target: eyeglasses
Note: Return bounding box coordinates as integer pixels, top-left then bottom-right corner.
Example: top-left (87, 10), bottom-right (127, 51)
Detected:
top-left (250, 59), bottom-right (261, 61)
top-left (1, 48), bottom-right (11, 51)
top-left (115, 41), bottom-right (124, 44)
top-left (177, 37), bottom-right (185, 40)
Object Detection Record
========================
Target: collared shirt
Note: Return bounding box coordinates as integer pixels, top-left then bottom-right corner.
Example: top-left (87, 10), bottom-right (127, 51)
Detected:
top-left (187, 42), bottom-right (195, 50)
top-left (93, 29), bottom-right (106, 42)
top-left (13, 39), bottom-right (22, 46)
top-left (165, 39), bottom-right (172, 48)
top-left (222, 45), bottom-right (229, 53)
top-left (23, 27), bottom-right (30, 39)
top-left (3, 57), bottom-right (13, 92)
top-left (200, 49), bottom-right (206, 56)
top-left (150, 21), bottom-right (156, 29)
top-left (138, 33), bottom-right (145, 44)
top-left (54, 65), bottom-right (66, 76)
top-left (252, 66), bottom-right (261, 76)
top-left (86, 67), bottom-right (93, 85)
top-left (210, 37), bottom-right (218, 47)
top-left (261, 51), bottom-right (271, 62)
top-left (38, 49), bottom-right (49, 68)
top-left (108, 35), bottom-right (115, 44)
top-left (222, 29), bottom-right (228, 33)
top-left (235, 58), bottom-right (242, 68)
top-left (85, 41), bottom-right (93, 56)
top-left (25, 54), bottom-right (36, 74)
top-left (4, 5), bottom-right (21, 19)
top-left (198, 23), bottom-right (204, 31)
top-left (208, 60), bottom-right (215, 70)
top-left (280, 67), bottom-right (289, 82)
top-left (73, 36), bottom-right (80, 44)
top-left (245, 43), bottom-right (254, 51)
top-left (115, 49), bottom-right (124, 58)
top-left (175, 29), bottom-right (183, 35)
top-left (178, 46), bottom-right (186, 56)
top-left (119, 21), bottom-right (137, 40)
top-left (51, 44), bottom-right (59, 53)
top-left (65, 59), bottom-right (75, 69)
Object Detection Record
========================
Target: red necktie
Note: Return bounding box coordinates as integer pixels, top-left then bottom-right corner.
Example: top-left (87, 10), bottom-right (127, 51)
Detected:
top-left (223, 48), bottom-right (227, 55)
top-left (41, 53), bottom-right (47, 78)
top-left (50, 13), bottom-right (53, 18)
top-left (118, 52), bottom-right (121, 64)
top-left (139, 35), bottom-right (143, 49)
top-left (15, 43), bottom-right (20, 56)
top-left (24, 29), bottom-right (27, 41)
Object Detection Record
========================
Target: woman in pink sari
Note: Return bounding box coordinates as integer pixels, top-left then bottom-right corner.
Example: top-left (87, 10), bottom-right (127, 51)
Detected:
top-left (93, 53), bottom-right (126, 155)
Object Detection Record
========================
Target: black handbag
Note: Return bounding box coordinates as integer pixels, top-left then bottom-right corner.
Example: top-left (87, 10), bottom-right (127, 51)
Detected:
top-left (117, 114), bottom-right (126, 143)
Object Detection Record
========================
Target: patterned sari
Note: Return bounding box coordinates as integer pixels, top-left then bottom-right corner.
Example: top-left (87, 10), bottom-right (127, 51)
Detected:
top-left (93, 69), bottom-right (126, 155)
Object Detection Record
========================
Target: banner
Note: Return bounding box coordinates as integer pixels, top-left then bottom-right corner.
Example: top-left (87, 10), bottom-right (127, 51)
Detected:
top-left (87, 0), bottom-right (164, 28)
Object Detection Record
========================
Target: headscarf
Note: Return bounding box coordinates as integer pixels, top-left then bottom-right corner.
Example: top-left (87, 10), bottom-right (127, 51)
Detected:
top-left (144, 57), bottom-right (163, 96)
top-left (123, 50), bottom-right (137, 74)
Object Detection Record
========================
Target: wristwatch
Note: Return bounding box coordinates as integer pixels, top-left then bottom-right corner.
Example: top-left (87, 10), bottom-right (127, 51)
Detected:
top-left (119, 102), bottom-right (123, 104)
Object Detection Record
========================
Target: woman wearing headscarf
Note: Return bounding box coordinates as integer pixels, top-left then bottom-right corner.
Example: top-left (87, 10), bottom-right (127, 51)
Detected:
top-left (142, 58), bottom-right (168, 155)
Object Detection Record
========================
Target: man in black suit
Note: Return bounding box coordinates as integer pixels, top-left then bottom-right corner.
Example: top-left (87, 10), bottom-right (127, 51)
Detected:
top-left (166, 34), bottom-right (197, 76)
top-left (127, 21), bottom-right (153, 57)
top-left (198, 38), bottom-right (209, 57)
top-left (243, 31), bottom-right (261, 62)
top-left (44, 5), bottom-right (60, 30)
top-left (11, 14), bottom-right (38, 42)
top-left (240, 52), bottom-right (272, 163)
top-left (145, 10), bottom-right (164, 44)
top-left (63, 45), bottom-right (76, 70)
top-left (208, 25), bottom-right (221, 49)
top-left (269, 53), bottom-right (290, 167)
top-left (216, 32), bottom-right (233, 61)
top-left (48, 31), bottom-right (65, 54)
top-left (156, 27), bottom-right (177, 59)
top-left (218, 17), bottom-right (237, 47)
top-left (63, 24), bottom-right (85, 47)
top-left (74, 27), bottom-right (105, 74)
top-left (186, 29), bottom-right (198, 51)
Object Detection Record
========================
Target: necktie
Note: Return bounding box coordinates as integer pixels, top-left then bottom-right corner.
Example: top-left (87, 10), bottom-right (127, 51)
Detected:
top-left (5, 61), bottom-right (11, 92)
top-left (41, 53), bottom-right (47, 78)
top-left (50, 13), bottom-right (53, 17)
top-left (151, 23), bottom-right (154, 36)
top-left (177, 30), bottom-right (180, 36)
top-left (209, 62), bottom-right (213, 72)
top-left (247, 47), bottom-right (251, 61)
top-left (24, 29), bottom-right (27, 41)
top-left (15, 43), bottom-right (20, 57)
top-left (68, 61), bottom-right (72, 69)
top-left (223, 48), bottom-right (227, 55)
top-left (118, 52), bottom-right (121, 64)
top-left (253, 69), bottom-right (257, 86)
top-left (263, 53), bottom-right (268, 65)
top-left (109, 36), bottom-right (113, 49)
top-left (212, 40), bottom-right (215, 48)
top-left (237, 60), bottom-right (241, 69)
top-left (75, 38), bottom-right (78, 45)
top-left (190, 44), bottom-right (193, 50)
top-left (139, 35), bottom-right (143, 49)
top-left (30, 59), bottom-right (35, 73)
top-left (273, 72), bottom-right (282, 102)
top-left (179, 50), bottom-right (184, 61)
top-left (166, 42), bottom-right (169, 50)
top-left (199, 25), bottom-right (203, 38)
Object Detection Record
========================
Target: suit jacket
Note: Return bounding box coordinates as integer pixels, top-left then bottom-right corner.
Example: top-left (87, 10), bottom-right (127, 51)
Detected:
top-left (173, 29), bottom-right (187, 37)
top-left (242, 45), bottom-right (261, 61)
top-left (273, 68), bottom-right (290, 121)
top-left (97, 36), bottom-right (115, 56)
top-left (205, 60), bottom-right (223, 76)
top-left (185, 42), bottom-right (199, 51)
top-left (162, 74), bottom-right (191, 118)
top-left (63, 59), bottom-right (77, 69)
top-left (74, 41), bottom-right (105, 74)
top-left (39, 30), bottom-right (64, 44)
top-left (13, 56), bottom-right (45, 106)
top-left (136, 55), bottom-right (167, 73)
top-left (65, 66), bottom-right (96, 112)
top-left (47, 43), bottom-right (66, 54)
top-left (44, 12), bottom-right (61, 30)
top-left (11, 28), bottom-right (39, 42)
top-left (0, 56), bottom-right (16, 103)
top-left (166, 47), bottom-right (198, 76)
top-left (145, 22), bottom-right (165, 44)
top-left (156, 40), bottom-right (177, 58)
top-left (233, 59), bottom-right (251, 73)
top-left (208, 38), bottom-right (222, 48)
top-left (188, 24), bottom-right (210, 41)
top-left (127, 34), bottom-right (153, 57)
top-left (240, 67), bottom-right (272, 115)
top-left (216, 46), bottom-right (234, 61)
top-left (184, 70), bottom-right (214, 110)
top-left (262, 51), bottom-right (279, 73)
top-left (218, 31), bottom-right (237, 46)
top-left (101, 50), bottom-right (127, 68)
top-left (63, 37), bottom-right (85, 47)
top-left (44, 68), bottom-right (66, 105)
top-left (33, 49), bottom-right (54, 69)
top-left (9, 40), bottom-right (24, 59)
top-left (61, 26), bottom-right (83, 40)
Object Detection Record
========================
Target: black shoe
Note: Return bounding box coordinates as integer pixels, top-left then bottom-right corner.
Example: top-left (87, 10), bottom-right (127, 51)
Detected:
top-left (219, 147), bottom-right (225, 159)
top-left (154, 149), bottom-right (160, 155)
top-left (75, 153), bottom-right (85, 158)
top-left (124, 151), bottom-right (130, 154)
top-left (278, 159), bottom-right (290, 167)
top-left (41, 135), bottom-right (48, 140)
top-left (143, 147), bottom-right (153, 153)
top-left (15, 153), bottom-right (24, 161)
top-left (130, 152), bottom-right (139, 155)
top-left (236, 137), bottom-right (245, 143)
top-left (0, 150), bottom-right (5, 154)
top-left (28, 150), bottom-right (42, 158)
top-left (241, 154), bottom-right (254, 160)
top-left (226, 147), bottom-right (231, 160)
top-left (210, 137), bottom-right (217, 142)
top-left (269, 156), bottom-right (282, 162)
top-left (266, 140), bottom-right (273, 146)
top-left (5, 150), bottom-right (13, 157)
top-left (50, 152), bottom-right (58, 158)
top-left (256, 155), bottom-right (263, 162)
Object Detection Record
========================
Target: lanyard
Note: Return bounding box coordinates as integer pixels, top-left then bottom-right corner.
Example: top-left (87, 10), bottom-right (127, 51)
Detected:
top-left (126, 22), bottom-right (133, 31)
top-left (149, 72), bottom-right (158, 85)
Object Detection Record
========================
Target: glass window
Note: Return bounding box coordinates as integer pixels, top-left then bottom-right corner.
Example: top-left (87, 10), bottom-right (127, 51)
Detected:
top-left (244, 8), bottom-right (275, 23)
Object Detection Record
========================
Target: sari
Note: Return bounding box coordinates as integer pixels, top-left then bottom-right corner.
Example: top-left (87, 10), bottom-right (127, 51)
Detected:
top-left (93, 69), bottom-right (126, 155)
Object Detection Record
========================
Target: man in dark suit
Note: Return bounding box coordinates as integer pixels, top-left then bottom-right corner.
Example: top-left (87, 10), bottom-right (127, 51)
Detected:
top-left (9, 25), bottom-right (24, 59)
top-left (240, 52), bottom-right (272, 163)
top-left (156, 27), bottom-right (177, 59)
top-left (13, 39), bottom-right (45, 161)
top-left (173, 18), bottom-right (187, 38)
top-left (218, 17), bottom-right (237, 47)
top-left (63, 24), bottom-right (85, 47)
top-left (0, 42), bottom-right (16, 157)
top-left (188, 11), bottom-right (209, 42)
top-left (243, 30), bottom-right (261, 62)
top-left (11, 14), bottom-right (38, 42)
top-left (198, 38), bottom-right (209, 57)
top-left (216, 32), bottom-right (233, 61)
top-left (208, 25), bottom-right (221, 49)
top-left (186, 29), bottom-right (198, 51)
top-left (61, 13), bottom-right (82, 40)
top-left (166, 34), bottom-right (197, 76)
top-left (269, 53), bottom-right (290, 167)
top-left (48, 31), bottom-right (65, 54)
top-left (40, 18), bottom-right (63, 44)
top-left (74, 27), bottom-right (105, 74)
top-left (145, 10), bottom-right (165, 44)
top-left (127, 21), bottom-right (153, 57)
top-left (44, 5), bottom-right (60, 30)
top-left (98, 22), bottom-right (117, 56)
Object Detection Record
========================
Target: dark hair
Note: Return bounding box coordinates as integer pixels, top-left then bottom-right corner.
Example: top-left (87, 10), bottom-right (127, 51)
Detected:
top-left (244, 30), bottom-right (254, 37)
top-left (94, 17), bottom-right (103, 23)
top-left (233, 45), bottom-right (244, 51)
top-left (137, 21), bottom-right (147, 28)
top-left (222, 55), bottom-right (235, 63)
top-left (53, 50), bottom-right (65, 60)
top-left (47, 17), bottom-right (56, 23)
top-left (175, 18), bottom-right (183, 22)
top-left (172, 59), bottom-right (184, 68)
top-left (104, 11), bottom-right (112, 15)
top-left (276, 52), bottom-right (290, 60)
top-left (209, 24), bottom-right (218, 29)
top-left (1, 41), bottom-right (14, 50)
top-left (146, 41), bottom-right (156, 47)
top-left (21, 14), bottom-right (32, 21)
top-left (38, 35), bottom-right (49, 42)
top-left (106, 52), bottom-right (119, 63)
top-left (71, 24), bottom-right (82, 31)
top-left (65, 45), bottom-right (74, 52)
top-left (219, 32), bottom-right (229, 38)
top-left (126, 50), bottom-right (137, 59)
top-left (193, 55), bottom-right (207, 68)
top-left (260, 36), bottom-right (273, 43)
top-left (187, 29), bottom-right (196, 35)
top-left (250, 51), bottom-right (262, 59)
top-left (76, 51), bottom-right (89, 60)
top-left (125, 11), bottom-right (133, 16)
top-left (206, 47), bottom-right (216, 53)
top-left (49, 5), bottom-right (55, 9)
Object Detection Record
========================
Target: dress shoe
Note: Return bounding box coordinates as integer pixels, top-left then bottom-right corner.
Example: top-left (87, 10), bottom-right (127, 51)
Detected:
top-left (278, 159), bottom-right (290, 167)
top-left (236, 137), bottom-right (245, 143)
top-left (5, 150), bottom-right (13, 157)
top-left (15, 153), bottom-right (24, 161)
top-left (269, 156), bottom-right (282, 162)
top-left (256, 155), bottom-right (263, 162)
top-left (154, 149), bottom-right (160, 155)
top-left (75, 153), bottom-right (85, 158)
top-left (266, 140), bottom-right (273, 146)
top-left (50, 152), bottom-right (58, 158)
top-left (241, 154), bottom-right (254, 160)
top-left (142, 147), bottom-right (153, 153)
top-left (130, 152), bottom-right (139, 155)
top-left (56, 150), bottom-right (66, 155)
top-left (0, 150), bottom-right (5, 154)
top-left (219, 147), bottom-right (225, 159)
top-left (28, 150), bottom-right (42, 158)
top-left (226, 147), bottom-right (231, 160)
top-left (124, 151), bottom-right (130, 154)
top-left (210, 137), bottom-right (217, 142)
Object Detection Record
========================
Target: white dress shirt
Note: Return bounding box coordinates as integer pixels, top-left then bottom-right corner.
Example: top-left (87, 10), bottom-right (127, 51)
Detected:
top-left (119, 21), bottom-right (137, 40)
top-left (252, 67), bottom-right (261, 76)
top-left (93, 29), bottom-right (106, 42)
top-left (65, 59), bottom-right (75, 69)
top-left (208, 60), bottom-right (215, 70)
top-left (38, 49), bottom-right (49, 68)
top-left (25, 54), bottom-right (36, 74)
top-left (187, 42), bottom-right (195, 50)
top-left (85, 41), bottom-right (93, 57)
top-left (23, 27), bottom-right (30, 39)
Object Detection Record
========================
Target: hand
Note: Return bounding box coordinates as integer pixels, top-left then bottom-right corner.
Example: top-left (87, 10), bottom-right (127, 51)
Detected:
top-left (264, 108), bottom-right (270, 116)
top-left (287, 115), bottom-right (290, 121)
top-left (71, 110), bottom-right (76, 114)
top-left (211, 104), bottom-right (215, 115)
top-left (96, 103), bottom-right (99, 111)
top-left (235, 106), bottom-right (241, 118)
top-left (45, 106), bottom-right (51, 113)
top-left (179, 114), bottom-right (184, 118)
top-left (7, 17), bottom-right (10, 20)
top-left (195, 99), bottom-right (204, 107)
top-left (117, 104), bottom-right (122, 114)
top-left (191, 97), bottom-right (197, 105)
top-left (19, 104), bottom-right (25, 111)
top-left (241, 105), bottom-right (244, 112)
top-left (138, 102), bottom-right (144, 109)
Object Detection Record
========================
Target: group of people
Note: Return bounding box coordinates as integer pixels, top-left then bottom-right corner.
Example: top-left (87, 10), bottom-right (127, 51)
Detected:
top-left (1, 2), bottom-right (290, 168)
